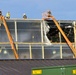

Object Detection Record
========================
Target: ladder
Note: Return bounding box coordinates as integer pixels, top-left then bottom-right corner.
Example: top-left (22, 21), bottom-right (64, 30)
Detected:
top-left (50, 16), bottom-right (76, 57)
top-left (0, 15), bottom-right (19, 59)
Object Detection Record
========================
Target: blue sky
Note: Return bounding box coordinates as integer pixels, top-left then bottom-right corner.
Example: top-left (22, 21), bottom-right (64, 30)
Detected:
top-left (0, 0), bottom-right (76, 20)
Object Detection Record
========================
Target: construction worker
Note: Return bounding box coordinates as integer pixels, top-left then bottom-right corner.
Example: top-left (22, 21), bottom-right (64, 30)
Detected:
top-left (6, 12), bottom-right (10, 19)
top-left (0, 10), bottom-right (2, 16)
top-left (42, 10), bottom-right (54, 20)
top-left (23, 13), bottom-right (27, 19)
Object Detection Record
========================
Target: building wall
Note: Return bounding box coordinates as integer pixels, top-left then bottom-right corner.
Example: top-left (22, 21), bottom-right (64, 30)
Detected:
top-left (0, 19), bottom-right (74, 59)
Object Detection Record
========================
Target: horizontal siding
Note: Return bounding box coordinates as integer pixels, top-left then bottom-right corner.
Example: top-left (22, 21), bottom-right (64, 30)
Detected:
top-left (0, 59), bottom-right (75, 75)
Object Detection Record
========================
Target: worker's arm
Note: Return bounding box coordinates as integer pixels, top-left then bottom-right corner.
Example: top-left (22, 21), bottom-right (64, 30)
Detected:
top-left (42, 15), bottom-right (54, 20)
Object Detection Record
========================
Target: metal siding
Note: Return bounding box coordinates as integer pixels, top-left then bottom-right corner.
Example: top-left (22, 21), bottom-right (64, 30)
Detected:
top-left (0, 59), bottom-right (75, 75)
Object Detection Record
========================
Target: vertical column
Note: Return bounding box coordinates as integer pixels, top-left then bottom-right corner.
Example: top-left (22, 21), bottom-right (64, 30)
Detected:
top-left (15, 21), bottom-right (18, 42)
top-left (58, 21), bottom-right (62, 59)
top-left (59, 32), bottom-right (62, 58)
top-left (73, 21), bottom-right (76, 58)
top-left (41, 21), bottom-right (44, 59)
top-left (14, 21), bottom-right (18, 50)
top-left (73, 21), bottom-right (76, 49)
top-left (29, 44), bottom-right (32, 59)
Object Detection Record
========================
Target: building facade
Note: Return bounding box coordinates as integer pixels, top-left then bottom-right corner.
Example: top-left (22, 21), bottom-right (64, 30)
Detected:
top-left (0, 19), bottom-right (75, 59)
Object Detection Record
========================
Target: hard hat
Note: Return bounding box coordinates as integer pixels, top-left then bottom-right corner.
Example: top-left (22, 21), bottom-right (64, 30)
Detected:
top-left (47, 10), bottom-right (51, 14)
